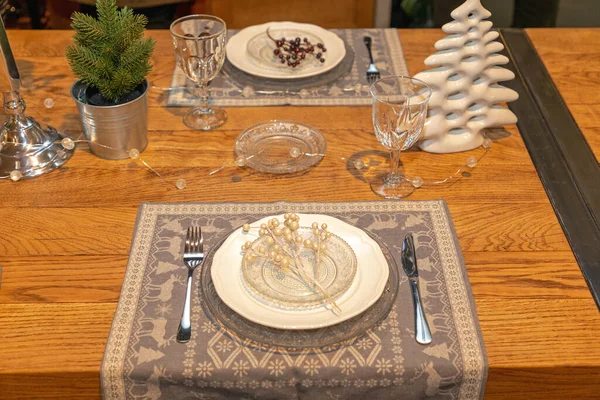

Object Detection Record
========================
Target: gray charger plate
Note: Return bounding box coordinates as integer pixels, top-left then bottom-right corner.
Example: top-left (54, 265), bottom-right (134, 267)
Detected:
top-left (222, 39), bottom-right (355, 91)
top-left (198, 226), bottom-right (399, 351)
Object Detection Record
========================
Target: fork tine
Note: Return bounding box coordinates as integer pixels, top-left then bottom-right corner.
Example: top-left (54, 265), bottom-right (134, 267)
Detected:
top-left (192, 226), bottom-right (197, 253)
top-left (371, 74), bottom-right (381, 84)
top-left (198, 226), bottom-right (204, 253)
top-left (193, 226), bottom-right (199, 253)
top-left (185, 227), bottom-right (191, 253)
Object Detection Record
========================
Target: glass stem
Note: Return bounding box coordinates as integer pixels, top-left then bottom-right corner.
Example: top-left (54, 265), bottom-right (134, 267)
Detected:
top-left (195, 83), bottom-right (210, 113)
top-left (389, 149), bottom-right (401, 179)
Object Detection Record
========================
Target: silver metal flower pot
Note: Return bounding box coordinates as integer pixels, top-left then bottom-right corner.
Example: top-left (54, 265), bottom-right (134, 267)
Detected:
top-left (70, 79), bottom-right (149, 160)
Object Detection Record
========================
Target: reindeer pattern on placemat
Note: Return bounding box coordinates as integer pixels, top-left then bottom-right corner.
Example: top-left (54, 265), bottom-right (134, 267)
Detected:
top-left (111, 204), bottom-right (484, 400)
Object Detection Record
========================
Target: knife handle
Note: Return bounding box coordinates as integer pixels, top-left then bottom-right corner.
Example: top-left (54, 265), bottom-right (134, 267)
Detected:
top-left (410, 280), bottom-right (432, 345)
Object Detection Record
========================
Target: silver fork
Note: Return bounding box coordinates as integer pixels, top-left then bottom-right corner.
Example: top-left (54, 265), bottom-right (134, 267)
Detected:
top-left (177, 226), bottom-right (204, 343)
top-left (364, 36), bottom-right (381, 85)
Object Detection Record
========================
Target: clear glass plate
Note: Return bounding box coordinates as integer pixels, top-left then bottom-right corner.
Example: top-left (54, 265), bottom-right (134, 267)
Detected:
top-left (199, 228), bottom-right (399, 350)
top-left (241, 228), bottom-right (357, 310)
top-left (234, 120), bottom-right (326, 174)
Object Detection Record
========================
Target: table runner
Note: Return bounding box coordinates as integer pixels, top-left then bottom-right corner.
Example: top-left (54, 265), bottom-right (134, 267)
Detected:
top-left (166, 29), bottom-right (409, 107)
top-left (102, 201), bottom-right (487, 399)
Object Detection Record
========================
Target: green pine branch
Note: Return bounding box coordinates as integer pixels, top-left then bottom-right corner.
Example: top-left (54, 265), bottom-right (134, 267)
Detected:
top-left (65, 0), bottom-right (155, 103)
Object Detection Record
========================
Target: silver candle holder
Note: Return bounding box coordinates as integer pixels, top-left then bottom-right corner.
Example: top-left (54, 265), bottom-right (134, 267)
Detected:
top-left (0, 18), bottom-right (73, 180)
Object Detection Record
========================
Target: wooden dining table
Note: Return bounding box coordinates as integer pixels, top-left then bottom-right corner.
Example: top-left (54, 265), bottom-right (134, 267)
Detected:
top-left (1, 28), bottom-right (599, 399)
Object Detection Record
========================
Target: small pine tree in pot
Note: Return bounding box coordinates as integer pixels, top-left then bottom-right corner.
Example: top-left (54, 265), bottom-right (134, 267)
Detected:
top-left (67, 0), bottom-right (156, 159)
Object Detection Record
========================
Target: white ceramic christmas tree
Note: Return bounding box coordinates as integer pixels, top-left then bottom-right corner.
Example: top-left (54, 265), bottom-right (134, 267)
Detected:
top-left (414, 0), bottom-right (518, 153)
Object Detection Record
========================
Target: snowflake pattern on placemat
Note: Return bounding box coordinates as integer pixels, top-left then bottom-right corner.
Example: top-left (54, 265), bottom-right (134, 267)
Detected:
top-left (102, 201), bottom-right (487, 400)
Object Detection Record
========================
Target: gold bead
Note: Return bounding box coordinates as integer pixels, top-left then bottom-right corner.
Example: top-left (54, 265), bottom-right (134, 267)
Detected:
top-left (259, 229), bottom-right (266, 237)
top-left (258, 247), bottom-right (266, 254)
top-left (272, 219), bottom-right (280, 227)
top-left (320, 243), bottom-right (327, 251)
top-left (274, 254), bottom-right (282, 262)
top-left (285, 234), bottom-right (293, 242)
top-left (311, 222), bottom-right (318, 229)
top-left (321, 223), bottom-right (328, 230)
top-left (304, 239), bottom-right (313, 247)
top-left (273, 227), bottom-right (282, 236)
top-left (281, 258), bottom-right (289, 267)
top-left (283, 228), bottom-right (291, 235)
top-left (260, 223), bottom-right (267, 229)
top-left (312, 243), bottom-right (319, 251)
top-left (268, 251), bottom-right (276, 259)
top-left (242, 223), bottom-right (251, 232)
top-left (295, 236), bottom-right (303, 244)
top-left (313, 229), bottom-right (320, 236)
top-left (245, 241), bottom-right (253, 249)
top-left (265, 237), bottom-right (274, 245)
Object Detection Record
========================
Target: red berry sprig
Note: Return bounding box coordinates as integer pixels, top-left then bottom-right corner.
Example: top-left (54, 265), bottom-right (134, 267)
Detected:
top-left (266, 29), bottom-right (326, 68)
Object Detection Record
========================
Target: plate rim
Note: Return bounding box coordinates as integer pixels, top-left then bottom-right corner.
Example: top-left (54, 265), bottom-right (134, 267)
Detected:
top-left (226, 21), bottom-right (346, 80)
top-left (210, 213), bottom-right (390, 330)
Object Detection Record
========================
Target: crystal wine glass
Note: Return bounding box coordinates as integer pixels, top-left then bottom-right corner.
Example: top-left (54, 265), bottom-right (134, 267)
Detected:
top-left (170, 15), bottom-right (227, 130)
top-left (370, 76), bottom-right (431, 199)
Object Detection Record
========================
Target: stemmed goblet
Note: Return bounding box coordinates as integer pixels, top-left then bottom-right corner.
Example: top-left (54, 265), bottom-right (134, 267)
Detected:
top-left (170, 15), bottom-right (227, 130)
top-left (369, 76), bottom-right (431, 199)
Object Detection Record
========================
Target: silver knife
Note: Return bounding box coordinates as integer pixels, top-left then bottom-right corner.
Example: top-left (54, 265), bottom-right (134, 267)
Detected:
top-left (401, 233), bottom-right (432, 345)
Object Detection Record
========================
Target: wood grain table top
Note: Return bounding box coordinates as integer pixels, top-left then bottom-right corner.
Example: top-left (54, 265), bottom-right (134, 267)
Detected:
top-left (526, 28), bottom-right (600, 162)
top-left (0, 28), bottom-right (599, 399)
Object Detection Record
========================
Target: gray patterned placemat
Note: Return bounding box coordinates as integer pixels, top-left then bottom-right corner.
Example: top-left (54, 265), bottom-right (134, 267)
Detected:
top-left (102, 201), bottom-right (487, 399)
top-left (166, 29), bottom-right (408, 107)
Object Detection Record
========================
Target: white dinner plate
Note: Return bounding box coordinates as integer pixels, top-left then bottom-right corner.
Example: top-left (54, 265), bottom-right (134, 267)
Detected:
top-left (211, 214), bottom-right (390, 330)
top-left (226, 22), bottom-right (346, 80)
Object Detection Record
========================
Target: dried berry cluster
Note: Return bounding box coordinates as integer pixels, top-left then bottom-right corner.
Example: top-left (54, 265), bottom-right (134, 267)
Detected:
top-left (266, 29), bottom-right (326, 68)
